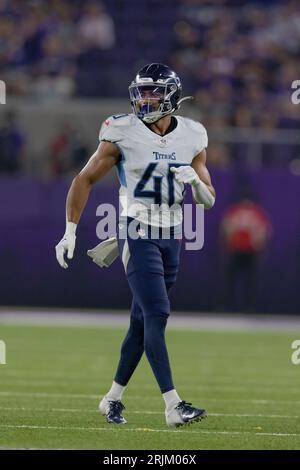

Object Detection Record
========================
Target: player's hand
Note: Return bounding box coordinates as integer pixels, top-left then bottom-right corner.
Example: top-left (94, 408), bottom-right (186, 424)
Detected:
top-left (55, 222), bottom-right (77, 269)
top-left (170, 166), bottom-right (200, 186)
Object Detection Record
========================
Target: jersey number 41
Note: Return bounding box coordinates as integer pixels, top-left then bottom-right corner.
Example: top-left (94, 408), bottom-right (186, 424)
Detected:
top-left (134, 162), bottom-right (185, 206)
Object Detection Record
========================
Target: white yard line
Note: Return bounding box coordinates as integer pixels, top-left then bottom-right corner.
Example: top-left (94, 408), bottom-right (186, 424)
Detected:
top-left (1, 379), bottom-right (300, 394)
top-left (0, 391), bottom-right (101, 399)
top-left (0, 423), bottom-right (299, 438)
top-left (0, 406), bottom-right (298, 419)
top-left (0, 391), bottom-right (300, 405)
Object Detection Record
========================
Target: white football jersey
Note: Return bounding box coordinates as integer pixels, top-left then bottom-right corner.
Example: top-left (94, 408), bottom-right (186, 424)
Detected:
top-left (99, 113), bottom-right (208, 227)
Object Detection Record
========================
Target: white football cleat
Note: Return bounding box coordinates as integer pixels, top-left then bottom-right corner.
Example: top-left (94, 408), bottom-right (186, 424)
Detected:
top-left (99, 396), bottom-right (127, 424)
top-left (165, 400), bottom-right (207, 427)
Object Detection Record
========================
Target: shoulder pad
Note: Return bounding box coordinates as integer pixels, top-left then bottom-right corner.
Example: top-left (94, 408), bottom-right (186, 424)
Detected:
top-left (103, 114), bottom-right (135, 128)
top-left (177, 116), bottom-right (208, 153)
top-left (180, 116), bottom-right (207, 134)
top-left (99, 114), bottom-right (135, 142)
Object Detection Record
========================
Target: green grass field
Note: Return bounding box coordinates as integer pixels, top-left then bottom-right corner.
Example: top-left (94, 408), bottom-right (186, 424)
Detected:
top-left (0, 321), bottom-right (300, 449)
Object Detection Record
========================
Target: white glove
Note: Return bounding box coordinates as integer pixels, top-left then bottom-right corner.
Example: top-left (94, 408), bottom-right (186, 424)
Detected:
top-left (170, 165), bottom-right (199, 185)
top-left (170, 166), bottom-right (215, 208)
top-left (87, 237), bottom-right (119, 268)
top-left (55, 221), bottom-right (77, 269)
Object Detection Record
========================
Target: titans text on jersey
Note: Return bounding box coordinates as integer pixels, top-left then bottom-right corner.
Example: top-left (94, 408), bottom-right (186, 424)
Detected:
top-left (99, 113), bottom-right (208, 227)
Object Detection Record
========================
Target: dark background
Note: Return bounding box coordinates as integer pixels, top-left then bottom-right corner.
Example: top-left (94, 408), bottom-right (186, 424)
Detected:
top-left (0, 0), bottom-right (299, 314)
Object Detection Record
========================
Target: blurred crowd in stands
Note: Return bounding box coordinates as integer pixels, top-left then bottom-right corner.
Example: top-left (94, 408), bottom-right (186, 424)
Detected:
top-left (0, 111), bottom-right (24, 173)
top-left (0, 0), bottom-right (299, 175)
top-left (0, 0), bottom-right (116, 100)
top-left (172, 0), bottom-right (300, 132)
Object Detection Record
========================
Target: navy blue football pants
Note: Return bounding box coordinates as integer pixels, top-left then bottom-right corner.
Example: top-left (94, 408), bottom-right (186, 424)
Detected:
top-left (114, 221), bottom-right (182, 394)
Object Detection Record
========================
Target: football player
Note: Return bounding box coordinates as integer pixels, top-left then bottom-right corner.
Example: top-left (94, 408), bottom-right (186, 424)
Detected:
top-left (55, 63), bottom-right (215, 427)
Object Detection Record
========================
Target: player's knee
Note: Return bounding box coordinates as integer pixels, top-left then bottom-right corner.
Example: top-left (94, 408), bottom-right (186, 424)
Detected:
top-left (142, 298), bottom-right (170, 317)
top-left (130, 315), bottom-right (144, 331)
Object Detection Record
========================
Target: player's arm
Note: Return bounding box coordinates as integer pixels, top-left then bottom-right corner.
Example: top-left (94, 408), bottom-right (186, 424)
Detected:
top-left (170, 149), bottom-right (216, 209)
top-left (190, 149), bottom-right (216, 207)
top-left (55, 141), bottom-right (120, 268)
top-left (66, 141), bottom-right (120, 223)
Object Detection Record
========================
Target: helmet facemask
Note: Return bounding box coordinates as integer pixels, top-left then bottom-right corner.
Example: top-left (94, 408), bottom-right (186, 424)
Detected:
top-left (129, 80), bottom-right (179, 124)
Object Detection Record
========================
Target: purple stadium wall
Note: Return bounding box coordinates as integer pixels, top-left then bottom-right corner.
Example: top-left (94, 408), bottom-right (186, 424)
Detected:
top-left (0, 169), bottom-right (299, 313)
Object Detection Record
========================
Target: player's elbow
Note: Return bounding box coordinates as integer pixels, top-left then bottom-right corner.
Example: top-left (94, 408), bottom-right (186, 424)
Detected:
top-left (72, 172), bottom-right (93, 191)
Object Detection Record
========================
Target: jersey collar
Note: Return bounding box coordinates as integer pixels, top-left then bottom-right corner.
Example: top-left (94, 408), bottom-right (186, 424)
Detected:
top-left (143, 116), bottom-right (178, 137)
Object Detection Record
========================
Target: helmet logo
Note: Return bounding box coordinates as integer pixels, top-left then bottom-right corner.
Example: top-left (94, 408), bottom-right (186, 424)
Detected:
top-left (136, 77), bottom-right (153, 83)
